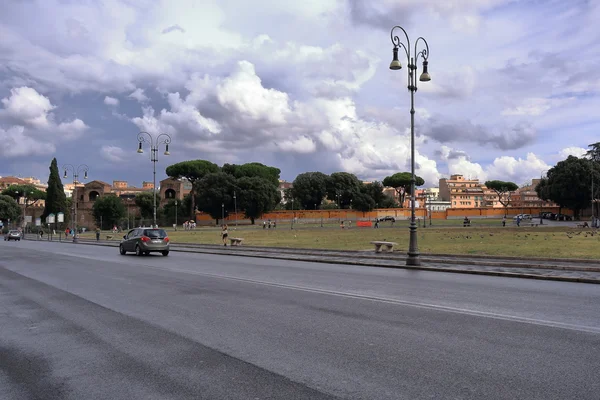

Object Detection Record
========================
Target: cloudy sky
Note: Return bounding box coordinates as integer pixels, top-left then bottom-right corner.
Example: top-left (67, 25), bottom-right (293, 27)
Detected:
top-left (1, 0), bottom-right (598, 188)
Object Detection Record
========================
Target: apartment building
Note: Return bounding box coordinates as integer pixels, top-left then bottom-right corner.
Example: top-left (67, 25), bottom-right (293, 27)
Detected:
top-left (511, 179), bottom-right (557, 208)
top-left (439, 175), bottom-right (486, 208)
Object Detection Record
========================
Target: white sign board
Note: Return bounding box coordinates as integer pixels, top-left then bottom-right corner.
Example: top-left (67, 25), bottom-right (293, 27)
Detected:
top-left (25, 216), bottom-right (32, 223)
top-left (57, 212), bottom-right (64, 223)
top-left (47, 213), bottom-right (55, 224)
top-left (35, 218), bottom-right (41, 226)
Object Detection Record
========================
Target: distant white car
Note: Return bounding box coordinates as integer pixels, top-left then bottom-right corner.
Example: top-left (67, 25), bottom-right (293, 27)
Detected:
top-left (513, 214), bottom-right (532, 220)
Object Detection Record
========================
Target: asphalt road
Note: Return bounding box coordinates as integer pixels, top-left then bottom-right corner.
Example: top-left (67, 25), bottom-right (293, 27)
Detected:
top-left (1, 240), bottom-right (599, 400)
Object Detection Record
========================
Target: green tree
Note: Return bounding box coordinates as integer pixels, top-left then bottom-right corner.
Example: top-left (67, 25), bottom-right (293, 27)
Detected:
top-left (1, 184), bottom-right (46, 205)
top-left (361, 181), bottom-right (395, 208)
top-left (382, 172), bottom-right (425, 207)
top-left (586, 142), bottom-right (600, 162)
top-left (166, 160), bottom-right (220, 213)
top-left (536, 156), bottom-right (599, 219)
top-left (236, 176), bottom-right (281, 224)
top-left (42, 158), bottom-right (68, 221)
top-left (162, 199), bottom-right (180, 226)
top-left (194, 172), bottom-right (237, 223)
top-left (290, 172), bottom-right (329, 210)
top-left (0, 194), bottom-right (21, 225)
top-left (484, 180), bottom-right (519, 215)
top-left (325, 172), bottom-right (362, 209)
top-left (135, 192), bottom-right (155, 220)
top-left (222, 162), bottom-right (281, 187)
top-left (92, 195), bottom-right (126, 229)
top-left (352, 192), bottom-right (376, 212)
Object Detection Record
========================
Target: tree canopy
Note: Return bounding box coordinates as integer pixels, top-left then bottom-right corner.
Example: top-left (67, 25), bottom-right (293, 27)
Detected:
top-left (382, 172), bottom-right (425, 207)
top-left (166, 160), bottom-right (220, 212)
top-left (1, 184), bottom-right (46, 207)
top-left (135, 192), bottom-right (155, 220)
top-left (325, 172), bottom-right (362, 209)
top-left (222, 162), bottom-right (280, 188)
top-left (236, 176), bottom-right (281, 224)
top-left (92, 195), bottom-right (125, 229)
top-left (290, 172), bottom-right (329, 210)
top-left (535, 156), bottom-right (599, 219)
top-left (194, 172), bottom-right (237, 222)
top-left (43, 158), bottom-right (68, 220)
top-left (0, 194), bottom-right (21, 225)
top-left (484, 180), bottom-right (519, 212)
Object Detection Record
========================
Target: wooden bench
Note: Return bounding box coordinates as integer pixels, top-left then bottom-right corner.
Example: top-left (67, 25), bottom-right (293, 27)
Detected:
top-left (528, 223), bottom-right (539, 227)
top-left (106, 235), bottom-right (113, 240)
top-left (577, 223), bottom-right (589, 228)
top-left (370, 241), bottom-right (398, 253)
top-left (229, 237), bottom-right (244, 246)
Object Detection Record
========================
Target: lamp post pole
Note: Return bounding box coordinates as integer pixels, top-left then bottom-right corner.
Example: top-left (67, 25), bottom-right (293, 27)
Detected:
top-left (63, 164), bottom-right (89, 243)
top-left (233, 191), bottom-right (237, 228)
top-left (175, 200), bottom-right (178, 229)
top-left (389, 25), bottom-right (431, 266)
top-left (221, 203), bottom-right (225, 225)
top-left (137, 131), bottom-right (172, 228)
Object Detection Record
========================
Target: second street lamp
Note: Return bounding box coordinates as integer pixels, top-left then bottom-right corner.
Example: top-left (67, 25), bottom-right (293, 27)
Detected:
top-left (63, 164), bottom-right (89, 243)
top-left (137, 131), bottom-right (172, 228)
top-left (389, 25), bottom-right (431, 266)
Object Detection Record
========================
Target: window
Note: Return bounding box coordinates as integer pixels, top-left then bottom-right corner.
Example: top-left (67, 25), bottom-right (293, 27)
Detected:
top-left (143, 229), bottom-right (167, 238)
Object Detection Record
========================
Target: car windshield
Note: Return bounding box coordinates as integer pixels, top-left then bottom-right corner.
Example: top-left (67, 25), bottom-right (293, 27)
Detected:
top-left (143, 229), bottom-right (167, 238)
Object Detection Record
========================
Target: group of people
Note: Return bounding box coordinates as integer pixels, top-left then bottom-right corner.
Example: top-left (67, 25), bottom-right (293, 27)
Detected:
top-left (183, 220), bottom-right (197, 230)
top-left (263, 220), bottom-right (276, 229)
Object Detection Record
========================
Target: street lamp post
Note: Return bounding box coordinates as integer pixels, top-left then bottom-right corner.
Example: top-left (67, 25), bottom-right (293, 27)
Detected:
top-left (389, 25), bottom-right (431, 266)
top-left (63, 164), bottom-right (89, 243)
top-left (137, 131), bottom-right (172, 228)
top-left (233, 191), bottom-right (238, 228)
top-left (175, 200), bottom-right (178, 229)
top-left (221, 203), bottom-right (225, 225)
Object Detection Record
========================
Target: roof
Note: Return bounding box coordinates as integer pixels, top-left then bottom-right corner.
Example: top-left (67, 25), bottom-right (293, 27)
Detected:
top-left (0, 176), bottom-right (27, 185)
top-left (84, 180), bottom-right (111, 187)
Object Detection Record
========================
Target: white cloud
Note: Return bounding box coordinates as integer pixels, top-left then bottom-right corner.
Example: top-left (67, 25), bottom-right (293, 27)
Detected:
top-left (0, 86), bottom-right (55, 128)
top-left (128, 88), bottom-right (149, 103)
top-left (0, 86), bottom-right (88, 158)
top-left (0, 125), bottom-right (55, 157)
top-left (104, 96), bottom-right (119, 106)
top-left (558, 146), bottom-right (587, 159)
top-left (101, 145), bottom-right (128, 163)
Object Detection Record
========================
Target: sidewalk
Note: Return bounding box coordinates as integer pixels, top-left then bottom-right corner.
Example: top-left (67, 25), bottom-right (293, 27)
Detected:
top-left (44, 238), bottom-right (600, 284)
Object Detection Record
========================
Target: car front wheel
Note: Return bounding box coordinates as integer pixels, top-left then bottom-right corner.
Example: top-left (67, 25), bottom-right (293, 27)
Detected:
top-left (135, 245), bottom-right (143, 256)
top-left (119, 244), bottom-right (126, 255)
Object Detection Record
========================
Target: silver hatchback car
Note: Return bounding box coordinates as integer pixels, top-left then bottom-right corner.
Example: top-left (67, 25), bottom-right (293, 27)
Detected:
top-left (119, 228), bottom-right (170, 256)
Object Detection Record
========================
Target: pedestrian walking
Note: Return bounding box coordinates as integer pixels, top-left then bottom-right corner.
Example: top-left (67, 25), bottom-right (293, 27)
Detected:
top-left (502, 215), bottom-right (506, 227)
top-left (221, 224), bottom-right (229, 246)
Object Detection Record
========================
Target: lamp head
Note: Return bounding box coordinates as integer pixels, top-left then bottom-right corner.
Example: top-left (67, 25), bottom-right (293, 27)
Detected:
top-left (164, 144), bottom-right (170, 156)
top-left (389, 47), bottom-right (402, 70)
top-left (419, 60), bottom-right (431, 82)
top-left (137, 142), bottom-right (143, 153)
top-left (63, 171), bottom-right (67, 179)
top-left (84, 171), bottom-right (88, 180)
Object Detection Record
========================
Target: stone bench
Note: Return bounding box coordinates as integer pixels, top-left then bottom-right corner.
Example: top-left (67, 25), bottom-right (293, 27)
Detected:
top-left (370, 241), bottom-right (398, 253)
top-left (229, 237), bottom-right (244, 246)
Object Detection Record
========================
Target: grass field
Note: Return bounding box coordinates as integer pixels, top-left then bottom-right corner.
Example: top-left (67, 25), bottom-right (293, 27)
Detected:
top-left (83, 220), bottom-right (600, 260)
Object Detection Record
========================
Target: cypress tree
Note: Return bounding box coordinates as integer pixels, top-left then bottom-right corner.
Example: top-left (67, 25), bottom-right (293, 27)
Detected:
top-left (42, 158), bottom-right (68, 221)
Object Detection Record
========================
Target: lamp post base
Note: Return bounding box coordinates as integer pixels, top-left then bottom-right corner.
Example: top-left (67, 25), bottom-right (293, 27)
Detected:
top-left (406, 222), bottom-right (421, 266)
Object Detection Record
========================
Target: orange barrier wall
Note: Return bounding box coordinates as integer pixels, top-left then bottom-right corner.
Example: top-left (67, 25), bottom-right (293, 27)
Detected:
top-left (195, 206), bottom-right (570, 224)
